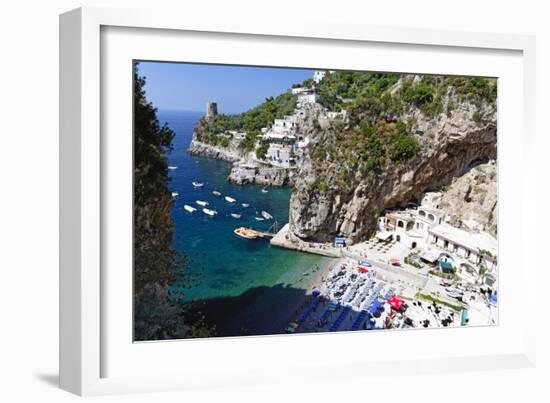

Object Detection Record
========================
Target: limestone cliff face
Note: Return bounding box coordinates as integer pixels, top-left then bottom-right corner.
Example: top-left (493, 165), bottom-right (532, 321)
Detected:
top-left (228, 164), bottom-right (294, 187)
top-left (440, 162), bottom-right (497, 236)
top-left (288, 92), bottom-right (497, 243)
top-left (187, 137), bottom-right (244, 162)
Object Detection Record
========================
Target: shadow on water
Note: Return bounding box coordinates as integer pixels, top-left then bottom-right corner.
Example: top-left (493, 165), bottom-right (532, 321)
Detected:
top-left (188, 283), bottom-right (310, 338)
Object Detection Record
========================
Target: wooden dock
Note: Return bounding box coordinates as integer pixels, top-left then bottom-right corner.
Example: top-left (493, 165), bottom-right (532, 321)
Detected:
top-left (254, 230), bottom-right (276, 239)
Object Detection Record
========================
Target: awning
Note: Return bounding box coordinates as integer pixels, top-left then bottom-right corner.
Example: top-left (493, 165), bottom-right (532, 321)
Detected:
top-left (334, 237), bottom-right (346, 245)
top-left (376, 231), bottom-right (393, 241)
top-left (358, 267), bottom-right (369, 273)
top-left (387, 296), bottom-right (405, 311)
top-left (368, 300), bottom-right (382, 315)
top-left (389, 258), bottom-right (400, 265)
top-left (420, 249), bottom-right (440, 263)
top-left (439, 260), bottom-right (454, 273)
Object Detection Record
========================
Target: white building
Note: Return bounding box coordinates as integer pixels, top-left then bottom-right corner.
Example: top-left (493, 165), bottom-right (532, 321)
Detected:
top-left (325, 110), bottom-right (347, 120)
top-left (271, 116), bottom-right (297, 135)
top-left (377, 192), bottom-right (445, 249)
top-left (265, 143), bottom-right (295, 167)
top-left (421, 192), bottom-right (442, 209)
top-left (313, 70), bottom-right (327, 83)
top-left (228, 130), bottom-right (247, 140)
top-left (298, 93), bottom-right (320, 105)
top-left (427, 224), bottom-right (498, 275)
top-left (291, 87), bottom-right (308, 95)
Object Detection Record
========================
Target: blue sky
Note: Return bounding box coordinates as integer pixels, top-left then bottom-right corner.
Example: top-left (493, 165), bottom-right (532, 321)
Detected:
top-left (137, 62), bottom-right (314, 114)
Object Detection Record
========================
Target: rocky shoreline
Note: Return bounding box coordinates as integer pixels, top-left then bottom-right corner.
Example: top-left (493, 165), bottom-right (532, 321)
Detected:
top-left (187, 138), bottom-right (243, 163)
top-left (228, 162), bottom-right (294, 187)
top-left (188, 137), bottom-right (296, 187)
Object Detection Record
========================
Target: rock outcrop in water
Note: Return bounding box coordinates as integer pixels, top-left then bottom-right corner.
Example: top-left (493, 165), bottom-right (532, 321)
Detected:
top-left (228, 162), bottom-right (294, 186)
top-left (288, 76), bottom-right (497, 243)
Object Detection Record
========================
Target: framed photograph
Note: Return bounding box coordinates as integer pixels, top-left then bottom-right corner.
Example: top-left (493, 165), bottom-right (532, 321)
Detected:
top-left (60, 6), bottom-right (537, 396)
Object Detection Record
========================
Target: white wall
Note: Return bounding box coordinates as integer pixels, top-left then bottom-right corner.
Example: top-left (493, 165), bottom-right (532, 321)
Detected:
top-left (0, 0), bottom-right (548, 402)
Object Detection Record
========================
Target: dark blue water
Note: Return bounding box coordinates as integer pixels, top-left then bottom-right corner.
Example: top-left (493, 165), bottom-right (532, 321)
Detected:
top-left (160, 111), bottom-right (322, 313)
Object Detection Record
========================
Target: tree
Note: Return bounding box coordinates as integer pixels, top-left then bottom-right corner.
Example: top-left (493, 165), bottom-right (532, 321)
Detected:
top-left (256, 142), bottom-right (269, 160)
top-left (133, 62), bottom-right (213, 340)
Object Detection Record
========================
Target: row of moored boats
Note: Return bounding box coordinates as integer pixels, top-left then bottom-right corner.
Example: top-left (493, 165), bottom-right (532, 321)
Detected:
top-left (173, 181), bottom-right (274, 220)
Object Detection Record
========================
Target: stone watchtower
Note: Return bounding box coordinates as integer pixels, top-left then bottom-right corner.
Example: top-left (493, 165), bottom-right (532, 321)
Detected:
top-left (206, 101), bottom-right (218, 119)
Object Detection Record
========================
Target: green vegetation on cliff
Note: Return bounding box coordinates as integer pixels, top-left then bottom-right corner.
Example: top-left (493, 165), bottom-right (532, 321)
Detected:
top-left (134, 62), bottom-right (213, 340)
top-left (308, 71), bottom-right (496, 193)
top-left (195, 92), bottom-right (297, 152)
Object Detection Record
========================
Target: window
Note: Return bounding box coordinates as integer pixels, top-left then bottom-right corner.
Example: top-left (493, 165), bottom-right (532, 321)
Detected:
top-left (419, 210), bottom-right (426, 217)
top-left (428, 213), bottom-right (435, 221)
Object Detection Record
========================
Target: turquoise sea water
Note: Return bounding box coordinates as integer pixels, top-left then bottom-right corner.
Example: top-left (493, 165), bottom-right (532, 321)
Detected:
top-left (159, 110), bottom-right (322, 335)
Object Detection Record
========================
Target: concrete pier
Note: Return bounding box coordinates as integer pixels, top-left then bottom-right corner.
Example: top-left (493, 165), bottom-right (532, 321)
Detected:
top-left (270, 224), bottom-right (344, 258)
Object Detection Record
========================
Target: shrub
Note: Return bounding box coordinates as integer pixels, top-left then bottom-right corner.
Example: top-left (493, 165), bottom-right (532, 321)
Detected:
top-left (388, 134), bottom-right (419, 162)
top-left (255, 142), bottom-right (268, 160)
top-left (218, 137), bottom-right (230, 148)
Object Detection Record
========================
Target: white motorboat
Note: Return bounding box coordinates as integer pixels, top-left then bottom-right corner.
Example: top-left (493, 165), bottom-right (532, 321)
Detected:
top-left (202, 208), bottom-right (217, 216)
top-left (183, 205), bottom-right (196, 213)
top-left (192, 181), bottom-right (204, 188)
top-left (261, 188), bottom-right (269, 194)
top-left (212, 191), bottom-right (222, 196)
top-left (241, 203), bottom-right (250, 208)
top-left (168, 166), bottom-right (178, 170)
top-left (230, 213), bottom-right (242, 219)
top-left (225, 196), bottom-right (236, 203)
top-left (255, 217), bottom-right (265, 221)
top-left (171, 192), bottom-right (179, 198)
top-left (196, 200), bottom-right (209, 207)
top-left (261, 211), bottom-right (273, 220)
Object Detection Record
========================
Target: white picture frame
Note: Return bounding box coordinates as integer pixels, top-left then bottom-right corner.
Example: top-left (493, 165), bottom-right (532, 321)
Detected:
top-left (60, 6), bottom-right (537, 396)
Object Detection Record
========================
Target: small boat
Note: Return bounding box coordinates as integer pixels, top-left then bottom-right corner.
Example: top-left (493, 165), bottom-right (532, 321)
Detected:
top-left (234, 227), bottom-right (258, 239)
top-left (171, 192), bottom-right (179, 198)
top-left (255, 217), bottom-right (265, 221)
top-left (212, 191), bottom-right (222, 196)
top-left (183, 205), bottom-right (196, 213)
top-left (261, 211), bottom-right (273, 220)
top-left (225, 196), bottom-right (236, 203)
top-left (261, 188), bottom-right (269, 194)
top-left (192, 181), bottom-right (204, 188)
top-left (168, 166), bottom-right (178, 170)
top-left (241, 203), bottom-right (250, 208)
top-left (202, 208), bottom-right (217, 216)
top-left (196, 200), bottom-right (209, 206)
top-left (230, 213), bottom-right (242, 219)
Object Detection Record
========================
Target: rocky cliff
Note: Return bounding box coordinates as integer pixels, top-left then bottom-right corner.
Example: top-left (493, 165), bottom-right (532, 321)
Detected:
top-left (228, 162), bottom-right (295, 186)
top-left (187, 138), bottom-right (244, 162)
top-left (440, 161), bottom-right (497, 236)
top-left (288, 75), bottom-right (497, 243)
